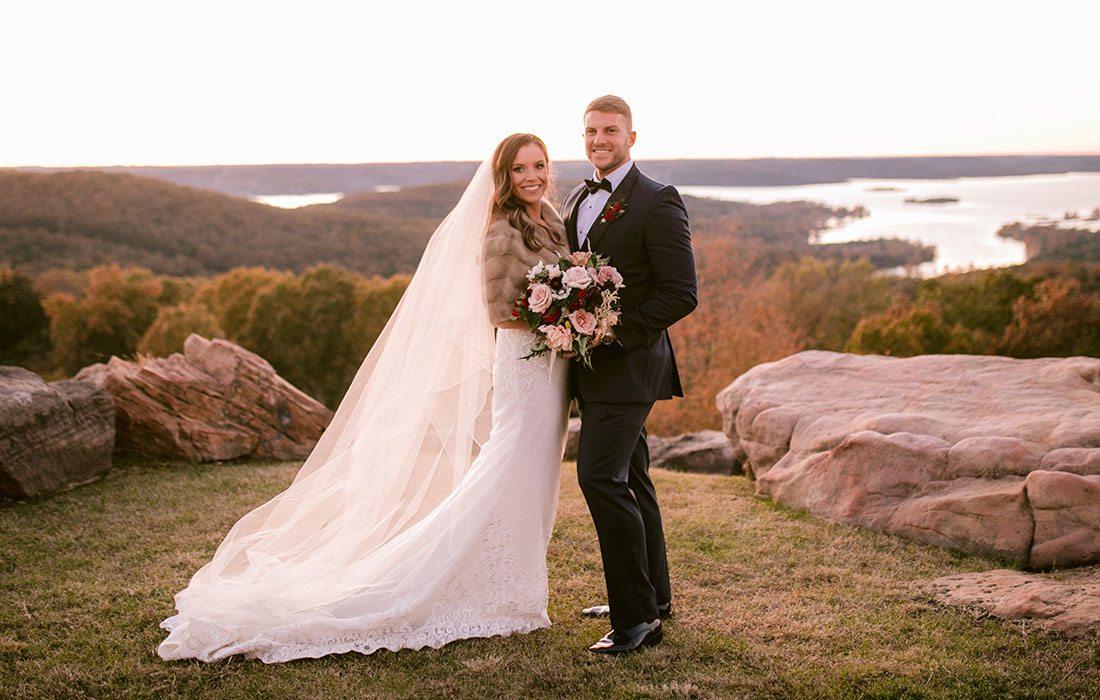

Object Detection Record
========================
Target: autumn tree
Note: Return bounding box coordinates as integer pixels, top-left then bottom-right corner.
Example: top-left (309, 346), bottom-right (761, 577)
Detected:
top-left (0, 270), bottom-right (50, 366)
top-left (648, 238), bottom-right (803, 434)
top-left (916, 269), bottom-right (1035, 338)
top-left (195, 267), bottom-right (291, 339)
top-left (138, 303), bottom-right (225, 357)
top-left (767, 257), bottom-right (905, 351)
top-left (1000, 278), bottom-right (1100, 357)
top-left (846, 300), bottom-right (985, 356)
top-left (42, 265), bottom-right (162, 373)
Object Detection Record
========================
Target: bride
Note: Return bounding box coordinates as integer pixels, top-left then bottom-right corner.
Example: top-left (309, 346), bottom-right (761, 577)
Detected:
top-left (158, 133), bottom-right (571, 663)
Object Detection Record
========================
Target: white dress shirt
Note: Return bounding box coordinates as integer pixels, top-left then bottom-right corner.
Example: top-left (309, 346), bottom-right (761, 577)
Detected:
top-left (576, 160), bottom-right (634, 249)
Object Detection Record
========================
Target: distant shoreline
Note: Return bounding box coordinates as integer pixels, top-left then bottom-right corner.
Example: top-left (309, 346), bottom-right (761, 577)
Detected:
top-left (9, 154), bottom-right (1100, 198)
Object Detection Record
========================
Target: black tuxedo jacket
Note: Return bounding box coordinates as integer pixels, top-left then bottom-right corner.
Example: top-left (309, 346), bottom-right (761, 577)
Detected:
top-left (561, 164), bottom-right (697, 403)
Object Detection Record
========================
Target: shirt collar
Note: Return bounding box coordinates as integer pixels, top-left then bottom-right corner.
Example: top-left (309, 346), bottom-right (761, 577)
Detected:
top-left (593, 160), bottom-right (634, 192)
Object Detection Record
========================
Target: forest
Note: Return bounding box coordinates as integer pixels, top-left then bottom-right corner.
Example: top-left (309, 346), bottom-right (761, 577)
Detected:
top-left (0, 170), bottom-right (432, 277)
top-left (0, 169), bottom-right (932, 276)
top-left (4, 167), bottom-right (1100, 435)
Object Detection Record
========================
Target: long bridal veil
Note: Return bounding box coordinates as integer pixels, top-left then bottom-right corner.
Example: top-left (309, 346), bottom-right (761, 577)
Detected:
top-left (159, 159), bottom-right (500, 659)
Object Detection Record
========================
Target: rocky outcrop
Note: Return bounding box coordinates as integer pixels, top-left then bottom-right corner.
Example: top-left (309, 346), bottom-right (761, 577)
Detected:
top-left (76, 335), bottom-right (332, 462)
top-left (0, 367), bottom-right (115, 498)
top-left (717, 351), bottom-right (1100, 569)
top-left (649, 431), bottom-right (740, 475)
top-left (930, 568), bottom-right (1100, 637)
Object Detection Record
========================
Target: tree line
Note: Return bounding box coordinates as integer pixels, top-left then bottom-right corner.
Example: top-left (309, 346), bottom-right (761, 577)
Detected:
top-left (2, 265), bottom-right (407, 409)
top-left (5, 255), bottom-right (1099, 434)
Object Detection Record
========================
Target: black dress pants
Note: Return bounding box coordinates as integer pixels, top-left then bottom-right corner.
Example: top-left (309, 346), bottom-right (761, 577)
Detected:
top-left (575, 399), bottom-right (671, 631)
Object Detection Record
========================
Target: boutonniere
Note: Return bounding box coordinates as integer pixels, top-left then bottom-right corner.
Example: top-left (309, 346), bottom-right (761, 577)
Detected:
top-left (599, 200), bottom-right (627, 224)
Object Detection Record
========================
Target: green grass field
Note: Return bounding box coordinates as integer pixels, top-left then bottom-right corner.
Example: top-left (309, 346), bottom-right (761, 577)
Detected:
top-left (1, 459), bottom-right (1097, 699)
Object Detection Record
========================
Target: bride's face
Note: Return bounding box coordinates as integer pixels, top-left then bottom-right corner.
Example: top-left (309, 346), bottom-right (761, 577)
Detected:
top-left (510, 143), bottom-right (549, 208)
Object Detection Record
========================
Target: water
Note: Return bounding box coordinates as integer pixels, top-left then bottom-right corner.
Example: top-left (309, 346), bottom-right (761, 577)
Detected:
top-left (251, 192), bottom-right (344, 208)
top-left (250, 173), bottom-right (1100, 274)
top-left (679, 172), bottom-right (1100, 274)
top-left (251, 184), bottom-right (400, 209)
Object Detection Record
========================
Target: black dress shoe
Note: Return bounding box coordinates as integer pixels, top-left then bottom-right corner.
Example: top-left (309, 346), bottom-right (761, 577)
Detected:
top-left (581, 602), bottom-right (673, 619)
top-left (588, 619), bottom-right (662, 655)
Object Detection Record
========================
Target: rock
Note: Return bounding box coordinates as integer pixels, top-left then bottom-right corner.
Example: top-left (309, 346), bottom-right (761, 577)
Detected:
top-left (717, 351), bottom-right (1100, 568)
top-left (562, 420), bottom-right (736, 476)
top-left (1028, 471), bottom-right (1100, 569)
top-left (649, 430), bottom-right (740, 475)
top-left (76, 335), bottom-right (332, 462)
top-left (0, 366), bottom-right (115, 498)
top-left (564, 417), bottom-right (581, 461)
top-left (930, 568), bottom-right (1100, 637)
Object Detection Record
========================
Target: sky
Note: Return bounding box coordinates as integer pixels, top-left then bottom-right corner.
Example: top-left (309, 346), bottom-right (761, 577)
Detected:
top-left (3, 0), bottom-right (1098, 167)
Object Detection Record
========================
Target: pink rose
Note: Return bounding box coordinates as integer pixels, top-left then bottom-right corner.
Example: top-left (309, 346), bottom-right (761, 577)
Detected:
top-left (527, 283), bottom-right (554, 313)
top-left (561, 266), bottom-right (593, 289)
top-left (540, 324), bottom-right (573, 352)
top-left (569, 251), bottom-right (592, 266)
top-left (569, 310), bottom-right (597, 336)
top-left (545, 265), bottom-right (563, 280)
top-left (597, 265), bottom-right (624, 288)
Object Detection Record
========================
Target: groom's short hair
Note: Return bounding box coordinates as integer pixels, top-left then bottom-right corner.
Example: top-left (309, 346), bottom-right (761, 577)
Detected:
top-left (585, 95), bottom-right (633, 132)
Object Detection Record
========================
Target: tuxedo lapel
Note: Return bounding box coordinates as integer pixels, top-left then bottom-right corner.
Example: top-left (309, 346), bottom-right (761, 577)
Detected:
top-left (562, 184), bottom-right (587, 252)
top-left (585, 164), bottom-right (640, 252)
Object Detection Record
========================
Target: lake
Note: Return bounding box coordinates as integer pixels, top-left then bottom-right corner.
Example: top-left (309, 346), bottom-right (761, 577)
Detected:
top-left (251, 192), bottom-right (344, 208)
top-left (254, 172), bottom-right (1100, 275)
top-left (680, 172), bottom-right (1100, 274)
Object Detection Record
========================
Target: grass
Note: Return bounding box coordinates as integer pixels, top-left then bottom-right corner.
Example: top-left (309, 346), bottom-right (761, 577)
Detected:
top-left (1, 458), bottom-right (1098, 699)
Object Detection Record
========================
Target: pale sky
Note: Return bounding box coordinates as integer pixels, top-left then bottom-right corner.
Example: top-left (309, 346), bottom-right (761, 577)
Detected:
top-left (3, 0), bottom-right (1098, 167)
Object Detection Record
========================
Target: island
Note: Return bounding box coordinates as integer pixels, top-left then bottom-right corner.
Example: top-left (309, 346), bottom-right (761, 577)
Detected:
top-left (904, 196), bottom-right (960, 205)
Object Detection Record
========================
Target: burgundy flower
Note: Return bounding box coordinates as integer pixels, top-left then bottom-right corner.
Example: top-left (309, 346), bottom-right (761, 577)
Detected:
top-left (599, 199), bottom-right (628, 224)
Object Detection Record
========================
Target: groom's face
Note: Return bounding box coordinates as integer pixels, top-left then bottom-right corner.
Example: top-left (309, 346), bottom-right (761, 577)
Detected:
top-left (584, 110), bottom-right (636, 178)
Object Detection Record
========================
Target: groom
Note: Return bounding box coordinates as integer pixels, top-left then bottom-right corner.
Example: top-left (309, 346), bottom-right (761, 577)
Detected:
top-left (561, 95), bottom-right (697, 655)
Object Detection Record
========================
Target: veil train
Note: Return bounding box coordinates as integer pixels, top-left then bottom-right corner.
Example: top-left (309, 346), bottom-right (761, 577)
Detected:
top-left (158, 159), bottom-right (514, 661)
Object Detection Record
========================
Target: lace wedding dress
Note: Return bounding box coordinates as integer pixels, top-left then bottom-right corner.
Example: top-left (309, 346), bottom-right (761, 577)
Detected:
top-left (157, 159), bottom-right (570, 663)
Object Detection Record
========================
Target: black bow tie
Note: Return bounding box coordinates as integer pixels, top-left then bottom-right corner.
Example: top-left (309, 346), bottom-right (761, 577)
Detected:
top-left (584, 178), bottom-right (612, 195)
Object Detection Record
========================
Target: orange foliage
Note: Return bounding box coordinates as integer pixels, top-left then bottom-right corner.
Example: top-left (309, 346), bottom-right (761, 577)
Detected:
top-left (647, 238), bottom-right (803, 435)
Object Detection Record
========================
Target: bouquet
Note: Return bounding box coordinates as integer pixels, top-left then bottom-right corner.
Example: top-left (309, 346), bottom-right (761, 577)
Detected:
top-left (512, 250), bottom-right (625, 369)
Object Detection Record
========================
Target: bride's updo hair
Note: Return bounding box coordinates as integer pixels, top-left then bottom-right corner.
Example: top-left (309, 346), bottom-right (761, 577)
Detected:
top-left (491, 133), bottom-right (563, 252)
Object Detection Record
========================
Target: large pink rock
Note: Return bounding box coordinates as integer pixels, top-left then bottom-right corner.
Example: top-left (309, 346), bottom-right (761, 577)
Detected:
top-left (930, 568), bottom-right (1100, 637)
top-left (717, 351), bottom-right (1100, 569)
top-left (76, 335), bottom-right (332, 462)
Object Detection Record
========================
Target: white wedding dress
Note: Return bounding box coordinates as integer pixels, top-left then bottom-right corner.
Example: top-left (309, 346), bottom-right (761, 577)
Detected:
top-left (158, 160), bottom-right (570, 663)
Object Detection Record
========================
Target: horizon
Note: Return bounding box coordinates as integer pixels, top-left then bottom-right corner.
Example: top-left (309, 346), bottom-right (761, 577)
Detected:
top-left (13, 150), bottom-right (1100, 171)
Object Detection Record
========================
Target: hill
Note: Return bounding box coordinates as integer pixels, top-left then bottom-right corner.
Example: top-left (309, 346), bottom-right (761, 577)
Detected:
top-left (0, 169), bottom-right (932, 277)
top-left (0, 170), bottom-right (430, 276)
top-left (13, 154), bottom-right (1100, 197)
